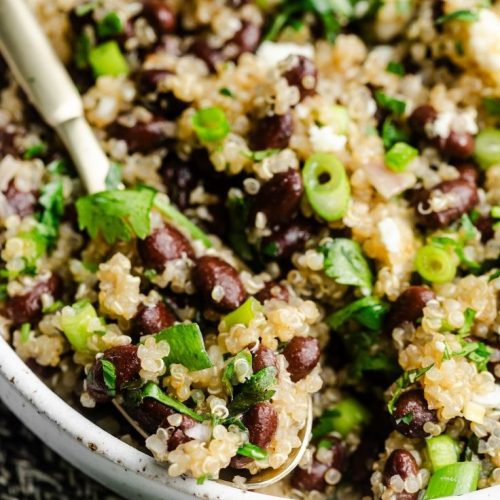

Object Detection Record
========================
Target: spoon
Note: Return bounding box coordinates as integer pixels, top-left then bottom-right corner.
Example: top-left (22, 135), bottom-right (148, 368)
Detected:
top-left (0, 0), bottom-right (313, 489)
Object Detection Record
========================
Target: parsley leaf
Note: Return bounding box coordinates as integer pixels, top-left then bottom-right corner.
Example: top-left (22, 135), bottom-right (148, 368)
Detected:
top-left (228, 366), bottom-right (277, 416)
top-left (319, 238), bottom-right (373, 291)
top-left (155, 323), bottom-right (213, 372)
top-left (375, 91), bottom-right (406, 116)
top-left (327, 296), bottom-right (389, 331)
top-left (222, 349), bottom-right (253, 398)
top-left (436, 9), bottom-right (479, 25)
top-left (76, 188), bottom-right (156, 244)
top-left (100, 359), bottom-right (117, 396)
top-left (237, 443), bottom-right (268, 461)
top-left (387, 365), bottom-right (433, 414)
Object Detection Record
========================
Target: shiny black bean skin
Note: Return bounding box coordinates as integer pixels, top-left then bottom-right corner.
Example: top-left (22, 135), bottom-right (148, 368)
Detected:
top-left (251, 344), bottom-right (279, 373)
top-left (249, 112), bottom-right (293, 151)
top-left (283, 337), bottom-right (320, 382)
top-left (391, 389), bottom-right (438, 438)
top-left (261, 220), bottom-right (312, 260)
top-left (108, 118), bottom-right (168, 153)
top-left (242, 402), bottom-right (278, 449)
top-left (134, 302), bottom-right (176, 336)
top-left (408, 105), bottom-right (437, 138)
top-left (386, 286), bottom-right (436, 332)
top-left (383, 449), bottom-right (419, 500)
top-left (283, 56), bottom-right (318, 101)
top-left (254, 281), bottom-right (290, 304)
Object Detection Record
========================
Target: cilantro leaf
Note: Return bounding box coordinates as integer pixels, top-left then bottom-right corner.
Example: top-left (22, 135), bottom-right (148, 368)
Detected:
top-left (0, 284), bottom-right (7, 301)
top-left (387, 365), bottom-right (433, 414)
top-left (97, 12), bottom-right (123, 38)
top-left (483, 97), bottom-right (500, 116)
top-left (141, 383), bottom-right (205, 422)
top-left (395, 412), bottom-right (413, 425)
top-left (457, 341), bottom-right (491, 372)
top-left (381, 118), bottom-right (409, 149)
top-left (76, 188), bottom-right (156, 244)
top-left (436, 9), bottom-right (479, 25)
top-left (375, 91), bottom-right (406, 116)
top-left (237, 443), bottom-right (268, 461)
top-left (38, 179), bottom-right (65, 245)
top-left (23, 143), bottom-right (47, 160)
top-left (228, 366), bottom-right (277, 416)
top-left (155, 323), bottom-right (213, 372)
top-left (226, 196), bottom-right (253, 261)
top-left (222, 349), bottom-right (253, 398)
top-left (100, 359), bottom-right (117, 396)
top-left (319, 238), bottom-right (373, 291)
top-left (327, 296), bottom-right (388, 331)
top-left (386, 61), bottom-right (405, 76)
top-left (457, 308), bottom-right (476, 337)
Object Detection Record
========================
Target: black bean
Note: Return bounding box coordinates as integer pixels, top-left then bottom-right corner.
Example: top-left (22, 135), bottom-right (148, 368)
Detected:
top-left (383, 449), bottom-right (419, 500)
top-left (437, 131), bottom-right (475, 160)
top-left (413, 178), bottom-right (478, 229)
top-left (162, 155), bottom-right (198, 210)
top-left (108, 117), bottom-right (168, 153)
top-left (136, 69), bottom-right (172, 94)
top-left (229, 22), bottom-right (261, 59)
top-left (243, 402), bottom-right (278, 449)
top-left (87, 345), bottom-right (141, 403)
top-left (250, 112), bottom-right (293, 151)
top-left (134, 302), bottom-right (176, 336)
top-left (457, 163), bottom-right (479, 186)
top-left (254, 281), bottom-right (290, 304)
top-left (6, 274), bottom-right (61, 326)
top-left (283, 56), bottom-right (318, 101)
top-left (251, 344), bottom-right (278, 374)
top-left (190, 39), bottom-right (223, 73)
top-left (391, 389), bottom-right (437, 438)
top-left (193, 256), bottom-right (247, 312)
top-left (476, 215), bottom-right (494, 243)
top-left (3, 180), bottom-right (37, 217)
top-left (261, 220), bottom-right (312, 259)
top-left (137, 223), bottom-right (195, 271)
top-left (0, 128), bottom-right (18, 157)
top-left (408, 105), bottom-right (437, 138)
top-left (141, 0), bottom-right (176, 35)
top-left (250, 168), bottom-right (303, 227)
top-left (283, 336), bottom-right (320, 382)
top-left (386, 286), bottom-right (436, 332)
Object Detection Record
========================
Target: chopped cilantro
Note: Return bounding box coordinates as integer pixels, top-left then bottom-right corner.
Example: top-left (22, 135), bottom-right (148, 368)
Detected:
top-left (395, 412), bottom-right (414, 425)
top-left (455, 41), bottom-right (465, 56)
top-left (219, 87), bottom-right (234, 97)
top-left (457, 341), bottom-right (491, 372)
top-left (0, 284), bottom-right (7, 301)
top-left (23, 143), bottom-right (47, 160)
top-left (386, 61), bottom-right (405, 76)
top-left (318, 238), bottom-right (373, 292)
top-left (489, 269), bottom-right (500, 282)
top-left (155, 323), bottom-right (213, 372)
top-left (74, 33), bottom-right (92, 69)
top-left (47, 158), bottom-right (71, 176)
top-left (457, 308), bottom-right (476, 337)
top-left (97, 12), bottom-right (123, 38)
top-left (375, 91), bottom-right (406, 116)
top-left (226, 196), bottom-right (253, 261)
top-left (42, 300), bottom-right (64, 314)
top-left (143, 269), bottom-right (157, 280)
top-left (20, 323), bottom-right (31, 343)
top-left (459, 214), bottom-right (477, 241)
top-left (436, 10), bottom-right (479, 25)
top-left (222, 349), bottom-right (253, 398)
top-left (228, 366), bottom-right (277, 416)
top-left (387, 365), bottom-right (433, 414)
top-left (76, 188), bottom-right (156, 244)
top-left (237, 443), bottom-right (268, 461)
top-left (262, 241), bottom-right (279, 258)
top-left (141, 383), bottom-right (205, 422)
top-left (385, 142), bottom-right (418, 172)
top-left (100, 359), bottom-right (117, 396)
top-left (38, 179), bottom-right (65, 246)
top-left (483, 97), bottom-right (500, 116)
top-left (241, 149), bottom-right (280, 162)
top-left (327, 296), bottom-right (389, 331)
top-left (381, 118), bottom-right (409, 149)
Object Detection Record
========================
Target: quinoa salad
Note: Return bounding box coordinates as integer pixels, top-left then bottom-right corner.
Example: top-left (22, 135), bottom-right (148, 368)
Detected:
top-left (2, 0), bottom-right (500, 498)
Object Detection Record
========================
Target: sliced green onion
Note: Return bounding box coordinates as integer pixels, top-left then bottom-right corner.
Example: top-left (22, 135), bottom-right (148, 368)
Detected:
top-left (237, 443), bottom-right (268, 461)
top-left (20, 323), bottom-right (31, 343)
top-left (312, 398), bottom-right (370, 439)
top-left (415, 245), bottom-right (457, 284)
top-left (60, 301), bottom-right (102, 352)
top-left (423, 462), bottom-right (480, 499)
top-left (153, 195), bottom-right (212, 248)
top-left (88, 41), bottom-right (129, 78)
top-left (426, 435), bottom-right (460, 472)
top-left (474, 128), bottom-right (500, 169)
top-left (385, 142), bottom-right (418, 172)
top-left (223, 297), bottom-right (263, 329)
top-left (142, 382), bottom-right (205, 422)
top-left (97, 12), bottom-right (123, 38)
top-left (155, 323), bottom-right (213, 372)
top-left (192, 107), bottom-right (230, 142)
top-left (302, 153), bottom-right (350, 222)
top-left (492, 206), bottom-right (500, 219)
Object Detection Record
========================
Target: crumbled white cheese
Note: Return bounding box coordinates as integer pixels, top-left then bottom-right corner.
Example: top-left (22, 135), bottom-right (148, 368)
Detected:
top-left (309, 125), bottom-right (347, 153)
top-left (257, 41), bottom-right (314, 67)
top-left (378, 217), bottom-right (402, 254)
top-left (430, 108), bottom-right (478, 139)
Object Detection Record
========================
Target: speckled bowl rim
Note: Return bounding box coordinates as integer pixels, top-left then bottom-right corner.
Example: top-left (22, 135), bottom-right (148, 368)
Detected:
top-left (1, 336), bottom-right (499, 500)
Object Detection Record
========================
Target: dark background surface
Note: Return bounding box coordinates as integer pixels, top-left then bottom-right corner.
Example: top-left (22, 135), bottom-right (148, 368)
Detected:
top-left (0, 400), bottom-right (120, 499)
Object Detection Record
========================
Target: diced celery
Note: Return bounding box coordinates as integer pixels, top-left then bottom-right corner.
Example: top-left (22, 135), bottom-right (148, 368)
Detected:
top-left (424, 462), bottom-right (480, 499)
top-left (426, 435), bottom-right (460, 472)
top-left (60, 301), bottom-right (102, 352)
top-left (223, 297), bottom-right (263, 329)
top-left (88, 41), bottom-right (128, 78)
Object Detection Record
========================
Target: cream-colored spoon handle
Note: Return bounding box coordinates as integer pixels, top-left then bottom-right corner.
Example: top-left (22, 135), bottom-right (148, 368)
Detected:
top-left (0, 0), bottom-right (108, 193)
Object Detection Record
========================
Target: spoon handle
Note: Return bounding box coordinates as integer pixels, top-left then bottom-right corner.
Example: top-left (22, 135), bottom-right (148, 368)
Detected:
top-left (0, 0), bottom-right (108, 193)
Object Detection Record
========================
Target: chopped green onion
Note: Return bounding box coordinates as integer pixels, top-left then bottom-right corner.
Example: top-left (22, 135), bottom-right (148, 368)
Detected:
top-left (492, 206), bottom-right (500, 219)
top-left (312, 398), bottom-right (370, 439)
top-left (415, 245), bottom-right (457, 284)
top-left (302, 153), bottom-right (350, 221)
top-left (223, 297), bottom-right (263, 329)
top-left (222, 349), bottom-right (253, 397)
top-left (423, 462), bottom-right (480, 499)
top-left (100, 359), bottom-right (117, 396)
top-left (142, 383), bottom-right (205, 422)
top-left (88, 41), bottom-right (129, 78)
top-left (155, 323), bottom-right (213, 372)
top-left (426, 435), bottom-right (460, 472)
top-left (42, 300), bottom-right (64, 314)
top-left (436, 9), bottom-right (479, 25)
top-left (385, 142), bottom-right (418, 172)
top-left (374, 91), bottom-right (406, 116)
top-left (97, 12), bottom-right (123, 38)
top-left (153, 195), bottom-right (212, 248)
top-left (474, 128), bottom-right (500, 169)
top-left (381, 118), bottom-right (409, 149)
top-left (237, 443), bottom-right (268, 461)
top-left (20, 323), bottom-right (31, 343)
top-left (192, 107), bottom-right (230, 142)
top-left (241, 149), bottom-right (279, 162)
top-left (60, 301), bottom-right (103, 352)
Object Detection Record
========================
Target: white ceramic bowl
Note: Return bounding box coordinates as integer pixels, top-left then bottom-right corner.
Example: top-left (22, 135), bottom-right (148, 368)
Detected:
top-left (1, 336), bottom-right (499, 500)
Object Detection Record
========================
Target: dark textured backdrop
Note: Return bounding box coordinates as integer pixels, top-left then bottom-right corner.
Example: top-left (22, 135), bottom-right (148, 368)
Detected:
top-left (0, 400), bottom-right (120, 499)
